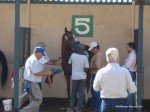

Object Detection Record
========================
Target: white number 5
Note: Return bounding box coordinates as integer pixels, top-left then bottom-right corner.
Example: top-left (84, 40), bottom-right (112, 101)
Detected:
top-left (75, 18), bottom-right (90, 35)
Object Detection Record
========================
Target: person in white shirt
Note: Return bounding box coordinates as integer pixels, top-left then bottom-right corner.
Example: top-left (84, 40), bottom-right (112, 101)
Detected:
top-left (93, 47), bottom-right (137, 112)
top-left (123, 42), bottom-right (137, 81)
top-left (123, 42), bottom-right (137, 112)
top-left (68, 45), bottom-right (89, 112)
top-left (20, 47), bottom-right (53, 112)
top-left (36, 42), bottom-right (62, 88)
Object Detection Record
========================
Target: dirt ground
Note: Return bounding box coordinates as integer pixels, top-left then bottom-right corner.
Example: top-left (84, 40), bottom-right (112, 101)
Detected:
top-left (39, 98), bottom-right (150, 112)
top-left (0, 98), bottom-right (91, 112)
top-left (0, 98), bottom-right (150, 112)
top-left (39, 98), bottom-right (91, 112)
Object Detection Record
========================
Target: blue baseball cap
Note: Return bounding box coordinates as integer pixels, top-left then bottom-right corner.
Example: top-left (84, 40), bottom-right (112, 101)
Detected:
top-left (71, 41), bottom-right (80, 47)
top-left (35, 47), bottom-right (45, 56)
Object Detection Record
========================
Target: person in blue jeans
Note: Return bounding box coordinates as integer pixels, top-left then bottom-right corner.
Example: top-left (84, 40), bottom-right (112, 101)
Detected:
top-left (91, 74), bottom-right (102, 111)
top-left (93, 48), bottom-right (137, 112)
top-left (123, 42), bottom-right (137, 112)
top-left (128, 71), bottom-right (136, 112)
top-left (20, 47), bottom-right (53, 112)
top-left (88, 42), bottom-right (103, 112)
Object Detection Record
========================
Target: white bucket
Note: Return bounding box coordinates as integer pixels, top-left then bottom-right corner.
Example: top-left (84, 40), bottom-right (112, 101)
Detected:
top-left (2, 99), bottom-right (12, 111)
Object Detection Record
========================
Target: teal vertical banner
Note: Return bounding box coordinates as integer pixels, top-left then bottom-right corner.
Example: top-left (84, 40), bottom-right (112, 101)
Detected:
top-left (72, 15), bottom-right (93, 37)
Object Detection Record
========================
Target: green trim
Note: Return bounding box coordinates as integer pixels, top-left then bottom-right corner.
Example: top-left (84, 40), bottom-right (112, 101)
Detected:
top-left (14, 0), bottom-right (21, 110)
top-left (29, 0), bottom-right (150, 4)
top-left (20, 27), bottom-right (31, 66)
top-left (1, 0), bottom-right (150, 4)
top-left (0, 0), bottom-right (27, 3)
top-left (30, 2), bottom-right (132, 5)
top-left (30, 0), bottom-right (132, 4)
top-left (137, 3), bottom-right (143, 112)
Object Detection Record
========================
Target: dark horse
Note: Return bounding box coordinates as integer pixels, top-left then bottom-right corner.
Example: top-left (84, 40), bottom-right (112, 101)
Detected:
top-left (61, 27), bottom-right (92, 102)
top-left (0, 50), bottom-right (8, 88)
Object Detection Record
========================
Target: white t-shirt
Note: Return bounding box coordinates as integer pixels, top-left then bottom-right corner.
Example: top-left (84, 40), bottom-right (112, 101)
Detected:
top-left (23, 54), bottom-right (44, 83)
top-left (68, 53), bottom-right (89, 80)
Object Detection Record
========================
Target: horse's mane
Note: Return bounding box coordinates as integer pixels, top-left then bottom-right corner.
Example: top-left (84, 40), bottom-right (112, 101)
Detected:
top-left (61, 32), bottom-right (74, 59)
top-left (61, 33), bottom-right (73, 75)
top-left (0, 50), bottom-right (8, 88)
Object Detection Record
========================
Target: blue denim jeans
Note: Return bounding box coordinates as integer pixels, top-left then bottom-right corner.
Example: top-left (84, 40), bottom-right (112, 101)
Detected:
top-left (130, 72), bottom-right (136, 82)
top-left (101, 98), bottom-right (128, 112)
top-left (128, 72), bottom-right (136, 112)
top-left (70, 79), bottom-right (86, 111)
top-left (91, 74), bottom-right (102, 110)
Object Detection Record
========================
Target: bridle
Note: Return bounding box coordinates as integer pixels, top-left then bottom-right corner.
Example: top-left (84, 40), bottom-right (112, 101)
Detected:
top-left (64, 34), bottom-right (76, 44)
top-left (64, 33), bottom-right (77, 49)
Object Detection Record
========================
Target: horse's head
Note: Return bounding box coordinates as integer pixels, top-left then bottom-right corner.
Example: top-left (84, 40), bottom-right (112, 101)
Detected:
top-left (61, 27), bottom-right (80, 63)
top-left (62, 27), bottom-right (76, 47)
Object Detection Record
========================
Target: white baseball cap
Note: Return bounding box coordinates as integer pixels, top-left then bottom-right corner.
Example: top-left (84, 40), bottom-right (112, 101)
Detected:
top-left (88, 42), bottom-right (98, 51)
top-left (106, 48), bottom-right (119, 61)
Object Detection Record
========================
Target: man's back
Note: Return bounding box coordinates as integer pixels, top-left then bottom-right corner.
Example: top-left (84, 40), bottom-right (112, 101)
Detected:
top-left (68, 53), bottom-right (89, 80)
top-left (93, 63), bottom-right (137, 98)
top-left (93, 47), bottom-right (137, 112)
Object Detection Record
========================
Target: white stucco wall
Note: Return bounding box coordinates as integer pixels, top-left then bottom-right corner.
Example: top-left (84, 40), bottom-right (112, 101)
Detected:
top-left (0, 4), bottom-right (150, 99)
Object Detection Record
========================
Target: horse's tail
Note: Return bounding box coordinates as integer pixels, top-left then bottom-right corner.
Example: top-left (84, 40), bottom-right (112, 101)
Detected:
top-left (0, 50), bottom-right (8, 88)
